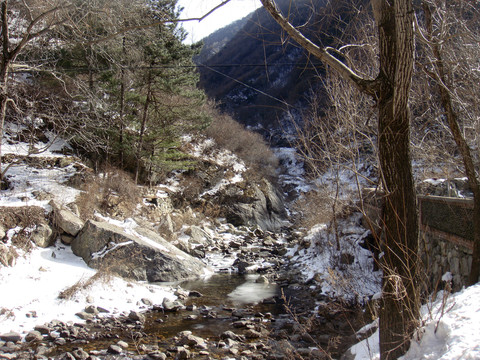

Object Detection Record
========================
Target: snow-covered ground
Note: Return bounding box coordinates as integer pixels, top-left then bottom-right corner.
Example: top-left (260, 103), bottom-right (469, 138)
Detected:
top-left (0, 241), bottom-right (176, 336)
top-left (349, 283), bottom-right (480, 360)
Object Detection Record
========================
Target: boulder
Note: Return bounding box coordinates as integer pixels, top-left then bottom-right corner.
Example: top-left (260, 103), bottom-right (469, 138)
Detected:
top-left (0, 224), bottom-right (5, 239)
top-left (49, 201), bottom-right (84, 236)
top-left (31, 223), bottom-right (54, 248)
top-left (71, 220), bottom-right (207, 282)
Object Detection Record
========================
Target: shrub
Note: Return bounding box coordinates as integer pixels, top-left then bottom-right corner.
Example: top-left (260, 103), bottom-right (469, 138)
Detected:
top-left (205, 111), bottom-right (279, 180)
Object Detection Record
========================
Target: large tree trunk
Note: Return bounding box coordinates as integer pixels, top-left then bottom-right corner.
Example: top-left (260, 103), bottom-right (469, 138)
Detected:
top-left (375, 1), bottom-right (419, 358)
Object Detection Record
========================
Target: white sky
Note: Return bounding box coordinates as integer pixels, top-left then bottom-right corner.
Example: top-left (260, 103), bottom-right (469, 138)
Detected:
top-left (177, 0), bottom-right (261, 44)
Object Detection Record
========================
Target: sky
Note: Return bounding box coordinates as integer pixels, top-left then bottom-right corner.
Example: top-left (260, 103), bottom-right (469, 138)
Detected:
top-left (177, 0), bottom-right (261, 44)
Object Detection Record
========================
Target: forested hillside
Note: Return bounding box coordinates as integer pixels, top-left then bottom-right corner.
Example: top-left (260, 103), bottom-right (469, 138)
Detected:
top-left (196, 0), bottom-right (367, 143)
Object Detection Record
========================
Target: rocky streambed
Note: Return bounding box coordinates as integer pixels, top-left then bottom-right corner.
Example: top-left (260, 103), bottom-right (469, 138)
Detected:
top-left (0, 224), bottom-right (371, 360)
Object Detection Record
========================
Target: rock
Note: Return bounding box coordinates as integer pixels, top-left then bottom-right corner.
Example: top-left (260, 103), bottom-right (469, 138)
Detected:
top-left (34, 325), bottom-right (51, 335)
top-left (224, 179), bottom-right (287, 232)
top-left (31, 223), bottom-right (54, 248)
top-left (255, 275), bottom-right (269, 284)
top-left (244, 329), bottom-right (263, 339)
top-left (61, 353), bottom-right (76, 360)
top-left (0, 225), bottom-right (6, 240)
top-left (0, 332), bottom-right (22, 343)
top-left (128, 311), bottom-right (146, 323)
top-left (84, 305), bottom-right (99, 314)
top-left (54, 337), bottom-right (67, 346)
top-left (75, 311), bottom-right (94, 321)
top-left (141, 298), bottom-right (153, 306)
top-left (186, 226), bottom-right (214, 247)
top-left (108, 344), bottom-right (123, 355)
top-left (117, 340), bottom-right (129, 349)
top-left (220, 331), bottom-right (245, 342)
top-left (148, 352), bottom-right (167, 360)
top-left (0, 243), bottom-right (17, 267)
top-left (162, 298), bottom-right (184, 312)
top-left (60, 234), bottom-right (75, 245)
top-left (174, 347), bottom-right (190, 360)
top-left (177, 333), bottom-right (207, 349)
top-left (188, 291), bottom-right (203, 298)
top-left (49, 201), bottom-right (84, 236)
top-left (71, 220), bottom-right (208, 282)
top-left (71, 348), bottom-right (89, 360)
top-left (25, 331), bottom-right (43, 342)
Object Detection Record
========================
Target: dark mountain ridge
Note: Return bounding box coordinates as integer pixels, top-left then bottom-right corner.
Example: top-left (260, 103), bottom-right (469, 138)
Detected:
top-left (196, 0), bottom-right (367, 145)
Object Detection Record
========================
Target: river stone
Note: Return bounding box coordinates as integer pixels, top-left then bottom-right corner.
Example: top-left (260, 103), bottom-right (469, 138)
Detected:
top-left (25, 331), bottom-right (43, 342)
top-left (128, 310), bottom-right (145, 323)
top-left (0, 332), bottom-right (22, 343)
top-left (34, 325), bottom-right (50, 335)
top-left (49, 201), bottom-right (84, 236)
top-left (71, 220), bottom-right (208, 282)
top-left (71, 348), bottom-right (89, 360)
top-left (108, 344), bottom-right (123, 355)
top-left (162, 298), bottom-right (184, 312)
top-left (148, 352), bottom-right (167, 360)
top-left (0, 224), bottom-right (5, 239)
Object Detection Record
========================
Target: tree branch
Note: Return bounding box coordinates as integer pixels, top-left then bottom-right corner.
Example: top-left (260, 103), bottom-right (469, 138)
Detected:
top-left (260, 0), bottom-right (378, 96)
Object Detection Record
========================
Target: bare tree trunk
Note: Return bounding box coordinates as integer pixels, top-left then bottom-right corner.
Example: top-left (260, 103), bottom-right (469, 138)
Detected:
top-left (135, 78), bottom-right (151, 184)
top-left (260, 0), bottom-right (419, 358)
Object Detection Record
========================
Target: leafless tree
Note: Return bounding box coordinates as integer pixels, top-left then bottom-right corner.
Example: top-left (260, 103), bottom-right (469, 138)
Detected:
top-left (415, 0), bottom-right (480, 285)
top-left (260, 0), bottom-right (419, 358)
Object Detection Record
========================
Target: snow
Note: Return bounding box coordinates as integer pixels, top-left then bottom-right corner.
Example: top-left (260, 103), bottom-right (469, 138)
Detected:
top-left (286, 214), bottom-right (381, 302)
top-left (0, 241), bottom-right (176, 336)
top-left (349, 284), bottom-right (480, 360)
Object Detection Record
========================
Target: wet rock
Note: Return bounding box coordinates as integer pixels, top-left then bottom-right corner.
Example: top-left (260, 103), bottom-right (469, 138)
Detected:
top-left (162, 298), bottom-right (184, 312)
top-left (244, 329), bottom-right (263, 339)
top-left (128, 311), bottom-right (146, 323)
top-left (220, 331), bottom-right (245, 342)
top-left (177, 333), bottom-right (207, 349)
top-left (147, 352), bottom-right (167, 360)
top-left (0, 333), bottom-right (21, 343)
top-left (71, 348), bottom-right (89, 360)
top-left (33, 325), bottom-right (50, 335)
top-left (107, 344), bottom-right (123, 354)
top-left (188, 290), bottom-right (203, 298)
top-left (117, 340), bottom-right (129, 349)
top-left (61, 352), bottom-right (76, 360)
top-left (54, 337), bottom-right (67, 346)
top-left (174, 347), bottom-right (190, 360)
top-left (25, 331), bottom-right (43, 342)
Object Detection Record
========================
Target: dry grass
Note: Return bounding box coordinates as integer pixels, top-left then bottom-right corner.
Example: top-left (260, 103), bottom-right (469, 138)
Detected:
top-left (205, 111), bottom-right (279, 180)
top-left (76, 166), bottom-right (141, 220)
top-left (58, 267), bottom-right (113, 300)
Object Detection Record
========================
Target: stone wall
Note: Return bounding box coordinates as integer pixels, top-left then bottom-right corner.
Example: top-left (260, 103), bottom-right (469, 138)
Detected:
top-left (361, 190), bottom-right (475, 291)
top-left (418, 196), bottom-right (474, 291)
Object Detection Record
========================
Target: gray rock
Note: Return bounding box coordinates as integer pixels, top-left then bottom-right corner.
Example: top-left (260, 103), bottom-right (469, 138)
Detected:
top-left (108, 344), bottom-right (123, 355)
top-left (162, 298), bottom-right (184, 312)
top-left (224, 179), bottom-right (287, 232)
top-left (128, 311), bottom-right (145, 323)
top-left (31, 223), bottom-right (54, 248)
top-left (220, 331), bottom-right (245, 342)
top-left (0, 332), bottom-right (22, 343)
top-left (174, 347), bottom-right (190, 360)
top-left (117, 341), bottom-right (129, 349)
top-left (177, 334), bottom-right (207, 349)
top-left (25, 330), bottom-right (43, 342)
top-left (75, 311), bottom-right (94, 321)
top-left (71, 348), bottom-right (89, 360)
top-left (148, 352), bottom-right (167, 360)
top-left (33, 325), bottom-right (51, 335)
top-left (71, 220), bottom-right (208, 282)
top-left (49, 200), bottom-right (84, 236)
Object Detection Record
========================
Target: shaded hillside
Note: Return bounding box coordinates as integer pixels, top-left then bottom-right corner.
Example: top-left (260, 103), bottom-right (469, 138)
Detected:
top-left (197, 0), bottom-right (367, 144)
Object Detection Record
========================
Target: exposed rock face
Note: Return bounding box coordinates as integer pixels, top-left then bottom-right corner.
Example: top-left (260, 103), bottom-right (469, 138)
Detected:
top-left (71, 220), bottom-right (207, 282)
top-left (224, 179), bottom-right (287, 232)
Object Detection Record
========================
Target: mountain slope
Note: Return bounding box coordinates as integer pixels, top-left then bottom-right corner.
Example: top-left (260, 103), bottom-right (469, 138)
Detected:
top-left (197, 0), bottom-right (366, 144)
